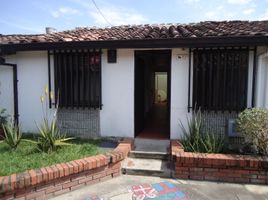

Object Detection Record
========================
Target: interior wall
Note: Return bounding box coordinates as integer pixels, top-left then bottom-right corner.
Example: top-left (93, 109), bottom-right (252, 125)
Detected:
top-left (100, 49), bottom-right (134, 138)
top-left (155, 72), bottom-right (167, 102)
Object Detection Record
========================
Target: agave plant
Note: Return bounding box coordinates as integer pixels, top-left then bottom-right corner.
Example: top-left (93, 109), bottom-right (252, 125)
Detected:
top-left (35, 118), bottom-right (74, 153)
top-left (179, 109), bottom-right (226, 153)
top-left (25, 86), bottom-right (74, 153)
top-left (2, 120), bottom-right (22, 150)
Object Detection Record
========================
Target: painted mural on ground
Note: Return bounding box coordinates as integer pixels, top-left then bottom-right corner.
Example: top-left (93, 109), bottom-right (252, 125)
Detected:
top-left (86, 182), bottom-right (189, 200)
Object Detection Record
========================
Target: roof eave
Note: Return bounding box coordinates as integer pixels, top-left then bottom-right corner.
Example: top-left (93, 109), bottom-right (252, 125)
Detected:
top-left (1, 36), bottom-right (268, 54)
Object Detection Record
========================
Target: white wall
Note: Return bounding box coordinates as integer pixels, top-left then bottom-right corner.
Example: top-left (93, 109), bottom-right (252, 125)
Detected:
top-left (0, 65), bottom-right (14, 117)
top-left (3, 51), bottom-right (54, 133)
top-left (100, 49), bottom-right (134, 138)
top-left (170, 48), bottom-right (191, 139)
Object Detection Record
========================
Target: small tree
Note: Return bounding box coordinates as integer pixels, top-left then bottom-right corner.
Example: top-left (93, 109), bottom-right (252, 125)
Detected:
top-left (237, 108), bottom-right (268, 155)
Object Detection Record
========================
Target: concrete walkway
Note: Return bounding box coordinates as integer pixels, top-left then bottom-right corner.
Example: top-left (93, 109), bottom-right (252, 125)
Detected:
top-left (50, 175), bottom-right (268, 200)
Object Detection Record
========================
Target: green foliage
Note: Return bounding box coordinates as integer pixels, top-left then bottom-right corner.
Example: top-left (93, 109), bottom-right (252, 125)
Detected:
top-left (0, 138), bottom-right (101, 176)
top-left (27, 118), bottom-right (74, 153)
top-left (2, 120), bottom-right (22, 150)
top-left (25, 86), bottom-right (74, 153)
top-left (0, 108), bottom-right (9, 127)
top-left (180, 109), bottom-right (226, 153)
top-left (237, 108), bottom-right (268, 155)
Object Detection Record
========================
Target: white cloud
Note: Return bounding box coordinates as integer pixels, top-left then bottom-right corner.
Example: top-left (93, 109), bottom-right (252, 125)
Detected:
top-left (204, 6), bottom-right (224, 18)
top-left (258, 9), bottom-right (268, 20)
top-left (184, 0), bottom-right (200, 4)
top-left (51, 7), bottom-right (79, 18)
top-left (90, 6), bottom-right (148, 26)
top-left (227, 0), bottom-right (252, 4)
top-left (242, 8), bottom-right (255, 15)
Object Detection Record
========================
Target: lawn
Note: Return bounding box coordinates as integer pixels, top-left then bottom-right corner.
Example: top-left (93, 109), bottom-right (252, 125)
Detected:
top-left (0, 137), bottom-right (102, 176)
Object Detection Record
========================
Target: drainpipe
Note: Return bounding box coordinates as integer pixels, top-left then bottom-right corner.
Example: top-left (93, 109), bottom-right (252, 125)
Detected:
top-left (0, 57), bottom-right (19, 124)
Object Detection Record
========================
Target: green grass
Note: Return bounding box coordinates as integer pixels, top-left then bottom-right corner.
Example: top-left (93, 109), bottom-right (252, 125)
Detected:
top-left (0, 137), bottom-right (102, 176)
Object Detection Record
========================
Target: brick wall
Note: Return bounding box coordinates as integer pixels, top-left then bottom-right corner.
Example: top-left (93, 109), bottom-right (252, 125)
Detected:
top-left (171, 140), bottom-right (268, 184)
top-left (0, 139), bottom-right (134, 200)
top-left (57, 108), bottom-right (100, 138)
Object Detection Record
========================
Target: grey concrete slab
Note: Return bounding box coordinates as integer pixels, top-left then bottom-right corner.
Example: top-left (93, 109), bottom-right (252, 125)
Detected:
top-left (122, 157), bottom-right (171, 177)
top-left (50, 175), bottom-right (268, 200)
top-left (134, 138), bottom-right (170, 153)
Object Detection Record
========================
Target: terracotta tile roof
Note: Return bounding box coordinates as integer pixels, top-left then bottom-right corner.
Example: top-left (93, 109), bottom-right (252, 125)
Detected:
top-left (1, 21), bottom-right (268, 45)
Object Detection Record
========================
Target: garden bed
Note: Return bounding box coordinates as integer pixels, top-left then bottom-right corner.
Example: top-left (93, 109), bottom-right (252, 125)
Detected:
top-left (0, 138), bottom-right (134, 200)
top-left (171, 140), bottom-right (268, 185)
top-left (0, 137), bottom-right (103, 176)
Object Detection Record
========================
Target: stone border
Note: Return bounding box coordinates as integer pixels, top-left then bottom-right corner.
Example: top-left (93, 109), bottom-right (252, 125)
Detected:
top-left (171, 140), bottom-right (268, 184)
top-left (0, 138), bottom-right (134, 199)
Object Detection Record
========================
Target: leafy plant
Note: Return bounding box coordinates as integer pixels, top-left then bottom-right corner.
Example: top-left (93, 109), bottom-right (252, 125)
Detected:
top-left (26, 86), bottom-right (74, 153)
top-left (237, 108), bottom-right (268, 155)
top-left (2, 120), bottom-right (22, 150)
top-left (180, 109), bottom-right (226, 153)
top-left (34, 118), bottom-right (74, 153)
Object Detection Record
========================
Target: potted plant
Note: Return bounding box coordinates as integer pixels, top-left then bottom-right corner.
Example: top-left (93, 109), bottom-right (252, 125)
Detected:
top-left (0, 108), bottom-right (9, 140)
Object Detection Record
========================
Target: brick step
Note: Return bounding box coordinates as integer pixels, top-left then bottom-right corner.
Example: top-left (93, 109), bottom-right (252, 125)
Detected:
top-left (121, 157), bottom-right (172, 178)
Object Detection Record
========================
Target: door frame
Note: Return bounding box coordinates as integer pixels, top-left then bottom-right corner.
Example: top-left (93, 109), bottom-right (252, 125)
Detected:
top-left (134, 49), bottom-right (172, 139)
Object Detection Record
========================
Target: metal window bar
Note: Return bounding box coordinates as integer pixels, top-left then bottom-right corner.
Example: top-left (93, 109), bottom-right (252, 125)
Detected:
top-left (192, 47), bottom-right (249, 112)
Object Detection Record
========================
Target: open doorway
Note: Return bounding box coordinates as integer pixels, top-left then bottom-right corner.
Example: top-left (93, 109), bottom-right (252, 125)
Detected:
top-left (134, 50), bottom-right (171, 139)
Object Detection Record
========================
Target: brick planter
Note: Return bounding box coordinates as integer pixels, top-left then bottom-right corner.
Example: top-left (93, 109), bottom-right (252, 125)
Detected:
top-left (171, 140), bottom-right (268, 184)
top-left (0, 138), bottom-right (134, 200)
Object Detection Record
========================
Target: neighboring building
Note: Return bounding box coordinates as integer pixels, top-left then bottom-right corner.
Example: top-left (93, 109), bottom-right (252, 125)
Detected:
top-left (0, 20), bottom-right (268, 139)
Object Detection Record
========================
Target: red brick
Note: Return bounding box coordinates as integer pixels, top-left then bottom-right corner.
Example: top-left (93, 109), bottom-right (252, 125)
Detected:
top-left (74, 160), bottom-right (84, 172)
top-left (85, 178), bottom-right (100, 185)
top-left (80, 159), bottom-right (89, 170)
top-left (25, 190), bottom-right (45, 200)
top-left (61, 163), bottom-right (70, 176)
top-left (56, 164), bottom-right (64, 177)
top-left (90, 157), bottom-right (97, 168)
top-left (51, 165), bottom-right (60, 179)
top-left (44, 167), bottom-right (54, 181)
top-left (10, 174), bottom-right (16, 190)
top-left (84, 158), bottom-right (93, 170)
top-left (93, 172), bottom-right (106, 179)
top-left (71, 183), bottom-right (85, 191)
top-left (45, 185), bottom-right (62, 194)
top-left (35, 169), bottom-right (43, 184)
top-left (78, 176), bottom-right (93, 184)
top-left (66, 162), bottom-right (74, 175)
top-left (62, 181), bottom-right (78, 189)
top-left (54, 188), bottom-right (70, 196)
top-left (40, 168), bottom-right (48, 182)
top-left (70, 161), bottom-right (79, 173)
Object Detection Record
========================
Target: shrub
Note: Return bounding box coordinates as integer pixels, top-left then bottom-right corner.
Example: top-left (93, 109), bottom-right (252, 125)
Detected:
top-left (180, 109), bottom-right (226, 153)
top-left (237, 108), bottom-right (268, 155)
top-left (2, 120), bottom-right (22, 150)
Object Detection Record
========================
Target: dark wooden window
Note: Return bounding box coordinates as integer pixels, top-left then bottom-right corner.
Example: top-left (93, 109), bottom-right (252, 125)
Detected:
top-left (193, 48), bottom-right (249, 112)
top-left (54, 49), bottom-right (102, 109)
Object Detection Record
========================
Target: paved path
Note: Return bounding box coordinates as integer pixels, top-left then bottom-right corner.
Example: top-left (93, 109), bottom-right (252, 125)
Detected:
top-left (50, 175), bottom-right (268, 200)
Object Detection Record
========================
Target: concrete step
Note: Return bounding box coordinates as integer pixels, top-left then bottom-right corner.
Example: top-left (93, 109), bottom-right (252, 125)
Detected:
top-left (122, 157), bottom-right (172, 178)
top-left (129, 150), bottom-right (170, 160)
top-left (134, 138), bottom-right (170, 153)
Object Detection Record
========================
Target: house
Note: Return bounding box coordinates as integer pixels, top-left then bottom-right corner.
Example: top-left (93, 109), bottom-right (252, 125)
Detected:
top-left (0, 20), bottom-right (268, 140)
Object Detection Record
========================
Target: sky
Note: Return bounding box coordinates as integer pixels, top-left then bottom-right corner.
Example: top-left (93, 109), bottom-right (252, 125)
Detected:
top-left (0, 0), bottom-right (268, 34)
